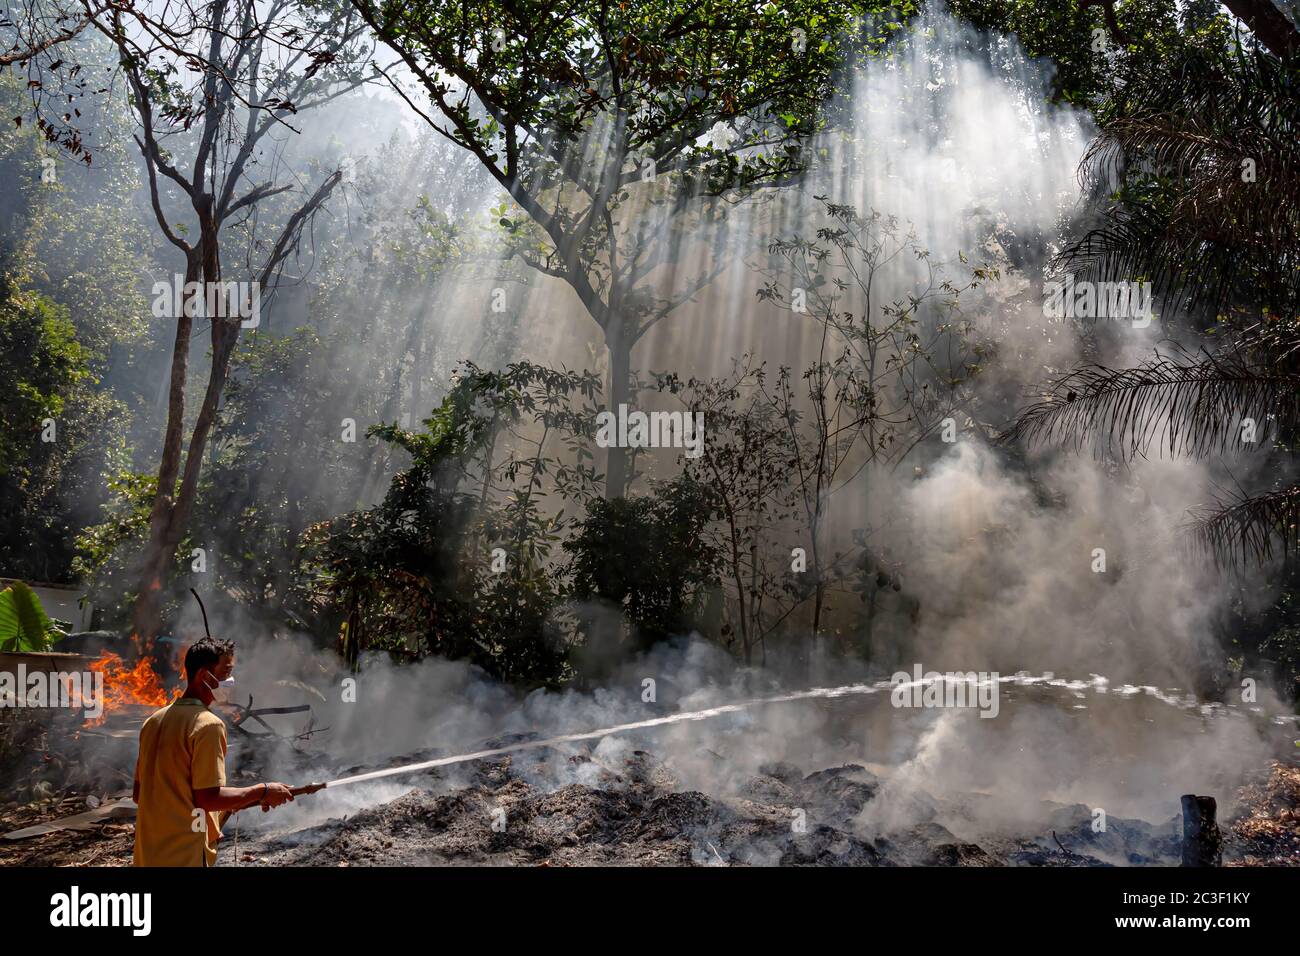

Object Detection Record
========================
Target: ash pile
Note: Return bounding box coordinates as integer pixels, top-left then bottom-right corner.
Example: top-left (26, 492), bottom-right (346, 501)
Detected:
top-left (235, 740), bottom-right (1187, 867)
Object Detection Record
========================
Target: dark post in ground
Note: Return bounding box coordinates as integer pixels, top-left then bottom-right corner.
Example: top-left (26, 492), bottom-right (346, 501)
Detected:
top-left (1180, 794), bottom-right (1221, 866)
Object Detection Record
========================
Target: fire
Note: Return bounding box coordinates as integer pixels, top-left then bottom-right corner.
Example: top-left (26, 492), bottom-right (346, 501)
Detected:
top-left (81, 651), bottom-right (180, 724)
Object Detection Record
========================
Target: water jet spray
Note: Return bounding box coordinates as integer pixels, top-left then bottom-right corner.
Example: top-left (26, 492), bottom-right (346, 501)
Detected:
top-left (283, 672), bottom-right (1296, 799)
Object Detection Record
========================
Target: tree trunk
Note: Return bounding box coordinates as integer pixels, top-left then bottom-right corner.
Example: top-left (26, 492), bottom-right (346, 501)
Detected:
top-left (169, 308), bottom-right (240, 562)
top-left (1220, 0), bottom-right (1300, 58)
top-left (131, 254), bottom-right (201, 645)
top-left (811, 555), bottom-right (825, 640)
top-left (130, 216), bottom-right (242, 644)
top-left (604, 323), bottom-right (632, 499)
top-left (403, 285), bottom-right (436, 425)
top-left (862, 582), bottom-right (877, 661)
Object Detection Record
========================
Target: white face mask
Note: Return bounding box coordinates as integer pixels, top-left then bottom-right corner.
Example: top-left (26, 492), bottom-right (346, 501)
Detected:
top-left (203, 670), bottom-right (237, 706)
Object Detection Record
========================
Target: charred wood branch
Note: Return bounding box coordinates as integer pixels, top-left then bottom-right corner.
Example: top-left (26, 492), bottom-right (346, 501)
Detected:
top-left (227, 695), bottom-right (325, 742)
top-left (1052, 829), bottom-right (1080, 861)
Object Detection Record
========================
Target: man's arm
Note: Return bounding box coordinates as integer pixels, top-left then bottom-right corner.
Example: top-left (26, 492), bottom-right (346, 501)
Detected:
top-left (194, 784), bottom-right (293, 813)
top-left (190, 717), bottom-right (294, 813)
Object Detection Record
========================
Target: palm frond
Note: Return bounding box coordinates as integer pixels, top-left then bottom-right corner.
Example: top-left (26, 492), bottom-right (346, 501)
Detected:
top-left (1005, 351), bottom-right (1300, 460)
top-left (1059, 46), bottom-right (1300, 316)
top-left (1189, 485), bottom-right (1300, 569)
top-left (1058, 208), bottom-right (1249, 319)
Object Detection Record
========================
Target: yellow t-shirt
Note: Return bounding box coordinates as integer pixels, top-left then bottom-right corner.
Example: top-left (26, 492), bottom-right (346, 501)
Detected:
top-left (133, 698), bottom-right (227, 867)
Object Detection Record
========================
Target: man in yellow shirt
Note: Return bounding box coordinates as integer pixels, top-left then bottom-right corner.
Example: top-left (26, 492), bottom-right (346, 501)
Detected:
top-left (133, 636), bottom-right (294, 866)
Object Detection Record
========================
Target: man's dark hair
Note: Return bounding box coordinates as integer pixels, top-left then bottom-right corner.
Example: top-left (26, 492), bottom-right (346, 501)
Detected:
top-left (184, 636), bottom-right (236, 682)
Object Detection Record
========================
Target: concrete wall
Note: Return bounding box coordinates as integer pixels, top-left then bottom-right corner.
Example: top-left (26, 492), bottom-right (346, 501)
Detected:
top-left (0, 580), bottom-right (94, 632)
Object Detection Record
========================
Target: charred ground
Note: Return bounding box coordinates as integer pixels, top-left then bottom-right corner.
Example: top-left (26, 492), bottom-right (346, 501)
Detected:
top-left (4, 743), bottom-right (1295, 868)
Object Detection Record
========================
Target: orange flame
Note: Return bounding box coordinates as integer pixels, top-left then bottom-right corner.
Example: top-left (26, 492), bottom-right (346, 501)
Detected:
top-left (80, 651), bottom-right (180, 725)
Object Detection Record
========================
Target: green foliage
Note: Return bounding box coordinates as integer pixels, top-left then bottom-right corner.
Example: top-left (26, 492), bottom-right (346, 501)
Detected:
top-left (947, 0), bottom-right (1235, 108)
top-left (0, 286), bottom-right (88, 476)
top-left (0, 279), bottom-right (129, 583)
top-left (0, 581), bottom-right (65, 651)
top-left (1218, 567), bottom-right (1300, 705)
top-left (304, 360), bottom-right (601, 682)
top-left (566, 476), bottom-right (721, 651)
top-left (0, 64), bottom-right (143, 585)
top-left (70, 472), bottom-right (156, 623)
top-left (358, 0), bottom-right (905, 191)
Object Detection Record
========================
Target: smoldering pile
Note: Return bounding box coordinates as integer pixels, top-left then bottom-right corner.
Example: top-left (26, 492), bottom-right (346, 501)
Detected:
top-left (232, 738), bottom-right (1187, 867)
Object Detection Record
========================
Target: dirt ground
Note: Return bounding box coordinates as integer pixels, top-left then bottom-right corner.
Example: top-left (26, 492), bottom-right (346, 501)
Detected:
top-left (3, 748), bottom-right (1295, 867)
top-left (1226, 761), bottom-right (1300, 865)
top-left (0, 794), bottom-right (134, 867)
